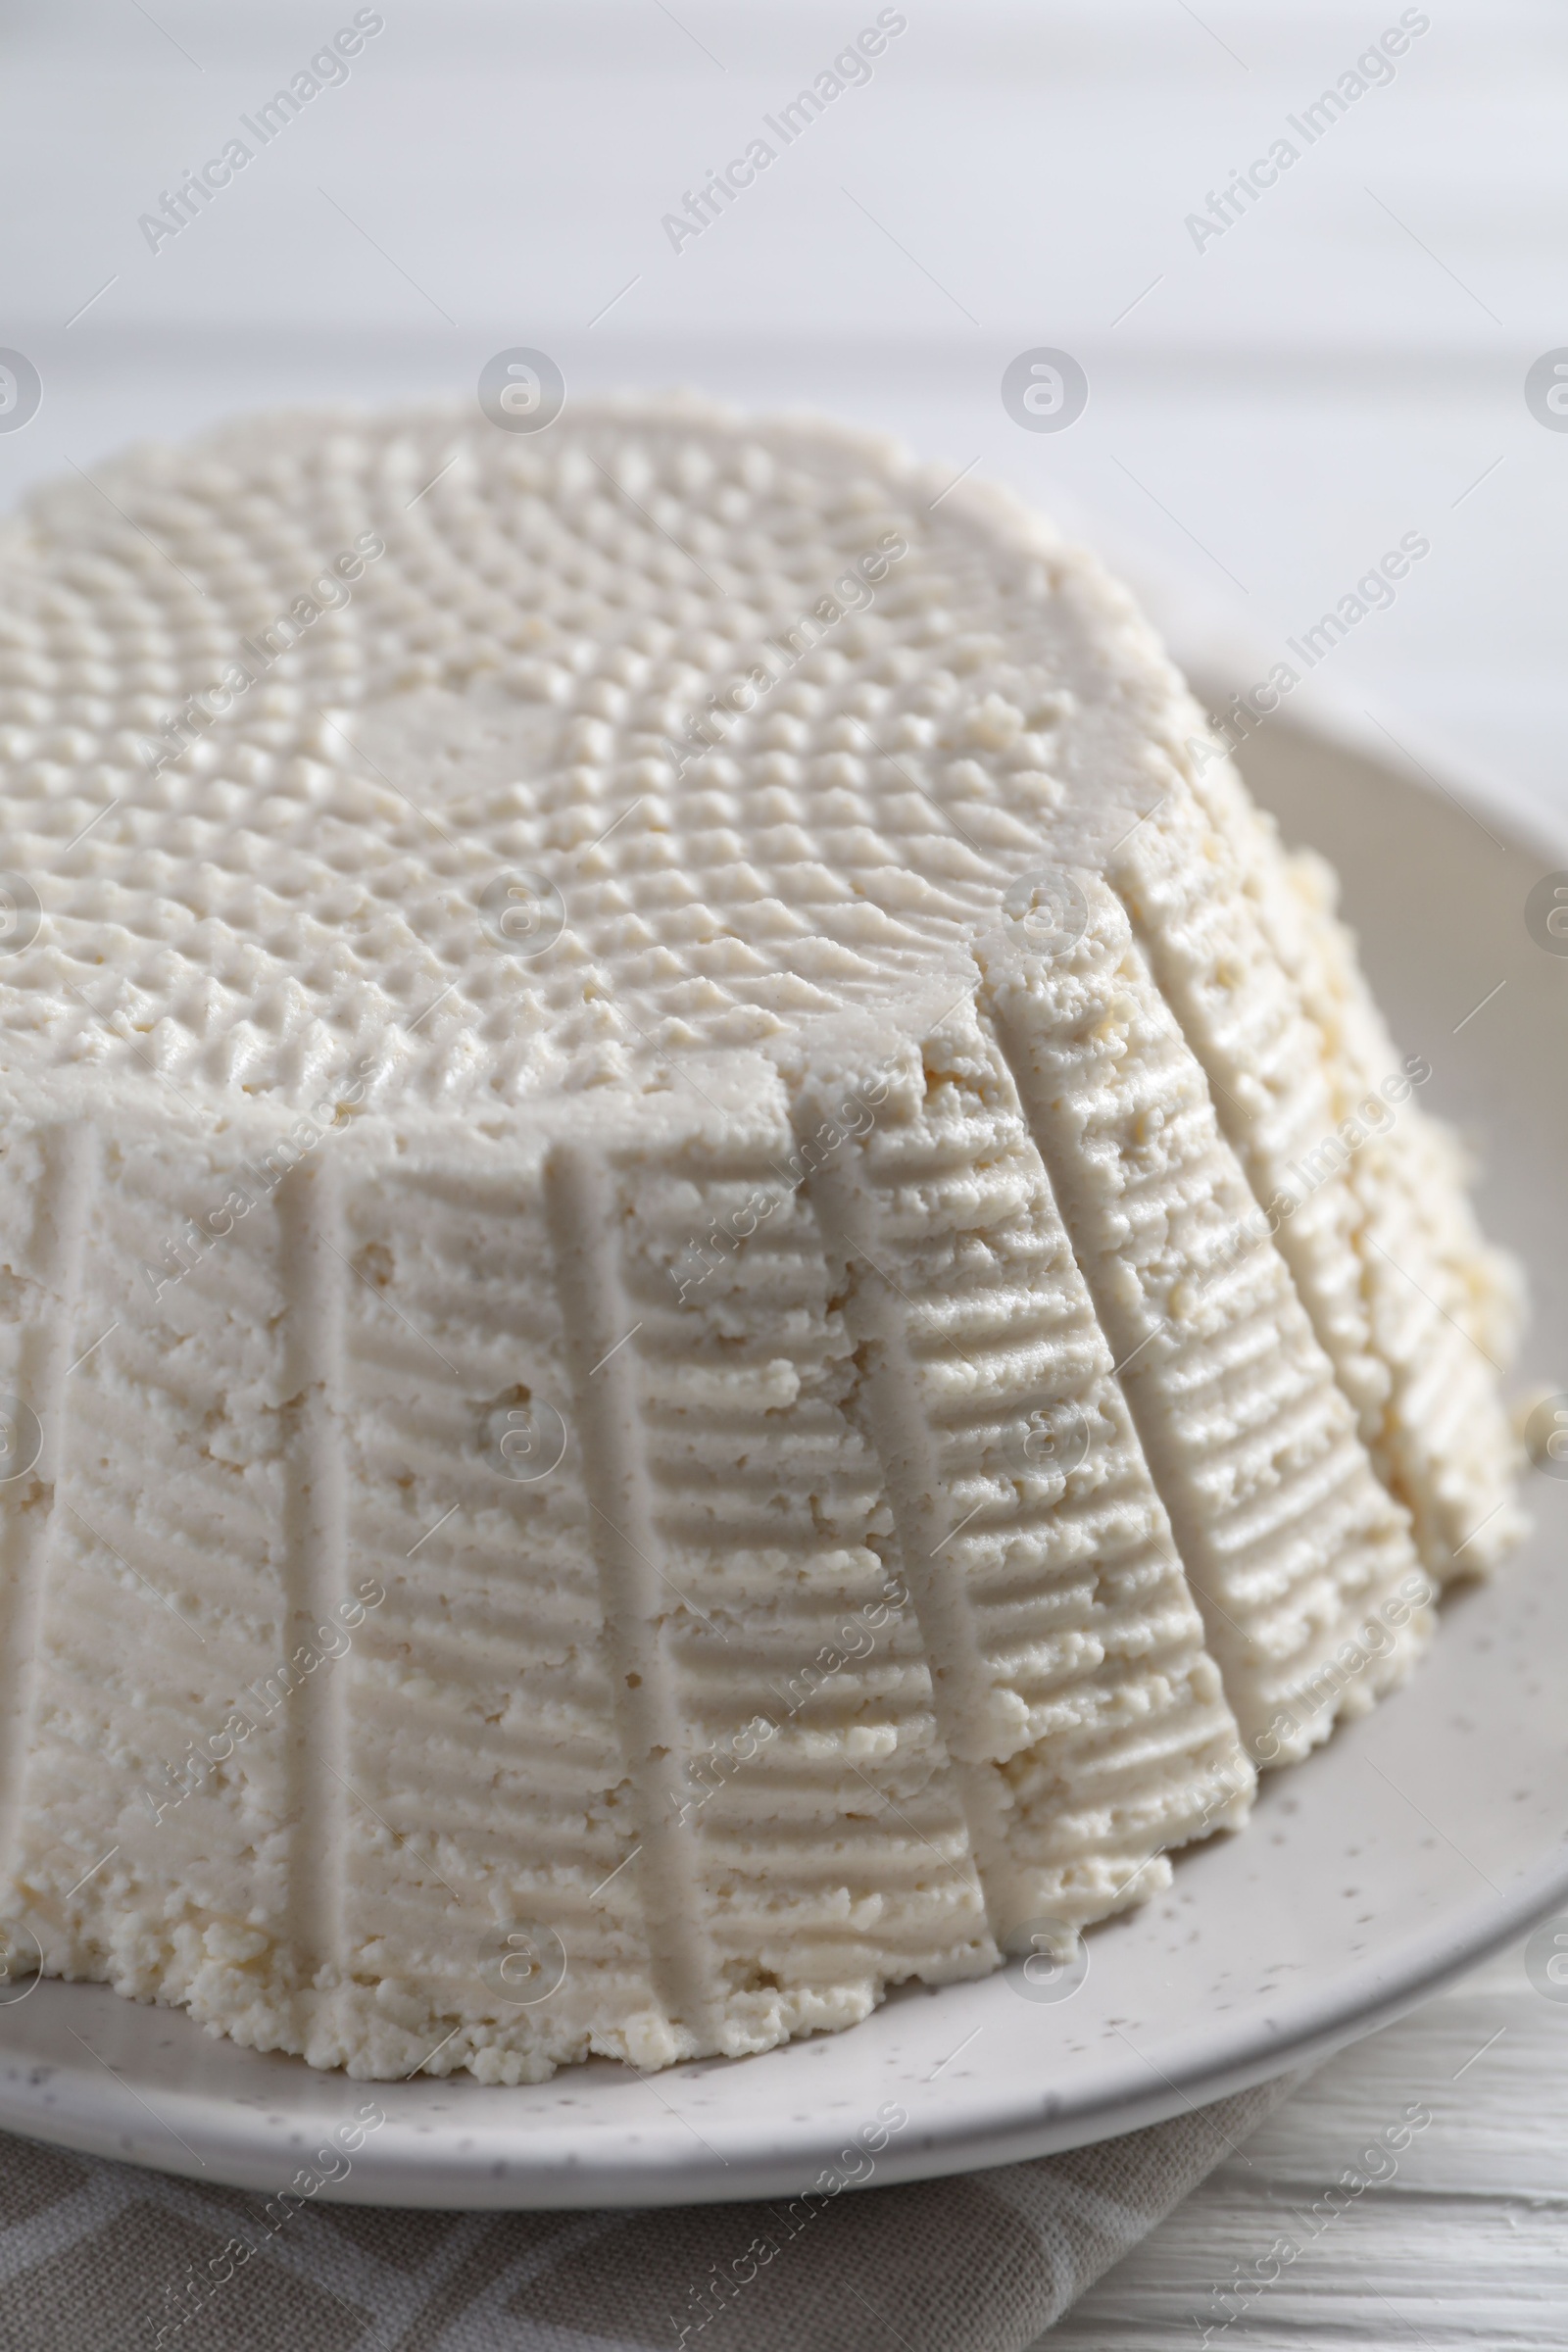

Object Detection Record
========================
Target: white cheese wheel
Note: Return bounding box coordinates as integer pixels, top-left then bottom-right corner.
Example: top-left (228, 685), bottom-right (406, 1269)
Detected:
top-left (0, 396), bottom-right (1521, 2080)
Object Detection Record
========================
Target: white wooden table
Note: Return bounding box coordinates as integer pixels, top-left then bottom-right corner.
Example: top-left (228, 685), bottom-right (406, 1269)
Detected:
top-left (1048, 1935), bottom-right (1568, 2348)
top-left (2, 3), bottom-right (1565, 2337)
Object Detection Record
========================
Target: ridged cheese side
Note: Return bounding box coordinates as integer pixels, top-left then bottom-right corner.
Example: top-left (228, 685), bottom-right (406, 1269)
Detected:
top-left (982, 886), bottom-right (1434, 1762)
top-left (0, 1053), bottom-right (1258, 2076)
top-left (796, 1006), bottom-right (1251, 1932)
top-left (3, 1123), bottom-right (308, 2035)
top-left (1116, 738), bottom-right (1525, 1580)
top-left (604, 1116), bottom-right (995, 2034)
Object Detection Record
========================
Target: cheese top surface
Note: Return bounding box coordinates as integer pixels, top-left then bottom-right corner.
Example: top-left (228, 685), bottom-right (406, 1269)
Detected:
top-left (0, 396), bottom-right (1189, 1118)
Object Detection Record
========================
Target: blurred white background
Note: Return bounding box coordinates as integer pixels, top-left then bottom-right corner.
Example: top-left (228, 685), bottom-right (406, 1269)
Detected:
top-left (3, 0), bottom-right (1565, 817)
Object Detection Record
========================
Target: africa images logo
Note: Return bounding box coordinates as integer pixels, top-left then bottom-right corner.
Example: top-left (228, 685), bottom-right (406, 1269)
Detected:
top-left (137, 10), bottom-right (386, 252)
top-left (660, 10), bottom-right (907, 252)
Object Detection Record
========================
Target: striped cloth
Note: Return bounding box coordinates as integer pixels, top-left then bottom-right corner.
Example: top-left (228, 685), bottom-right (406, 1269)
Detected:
top-left (0, 2072), bottom-right (1298, 2348)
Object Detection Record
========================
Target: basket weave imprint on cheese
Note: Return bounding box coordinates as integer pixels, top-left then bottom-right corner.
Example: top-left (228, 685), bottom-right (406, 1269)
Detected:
top-left (0, 393), bottom-right (1523, 2077)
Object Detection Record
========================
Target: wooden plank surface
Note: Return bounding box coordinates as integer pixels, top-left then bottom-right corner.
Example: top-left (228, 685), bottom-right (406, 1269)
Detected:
top-left (1046, 1934), bottom-right (1568, 2347)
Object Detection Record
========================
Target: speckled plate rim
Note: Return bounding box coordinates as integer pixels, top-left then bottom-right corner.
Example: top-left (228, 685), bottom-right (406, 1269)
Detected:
top-left (0, 691), bottom-right (1562, 2209)
top-left (1, 1822), bottom-right (1565, 2211)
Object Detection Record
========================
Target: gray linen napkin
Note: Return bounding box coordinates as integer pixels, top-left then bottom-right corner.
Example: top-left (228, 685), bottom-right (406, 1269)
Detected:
top-left (0, 2071), bottom-right (1299, 2350)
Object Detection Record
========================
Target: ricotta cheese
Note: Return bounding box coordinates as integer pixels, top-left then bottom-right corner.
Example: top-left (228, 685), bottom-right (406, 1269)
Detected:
top-left (0, 395), bottom-right (1522, 2080)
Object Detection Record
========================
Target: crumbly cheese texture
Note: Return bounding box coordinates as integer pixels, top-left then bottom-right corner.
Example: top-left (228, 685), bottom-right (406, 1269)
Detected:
top-left (0, 396), bottom-right (1522, 2080)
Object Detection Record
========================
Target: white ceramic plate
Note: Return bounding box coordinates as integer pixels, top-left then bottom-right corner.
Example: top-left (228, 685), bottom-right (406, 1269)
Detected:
top-left (0, 696), bottom-right (1563, 2209)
